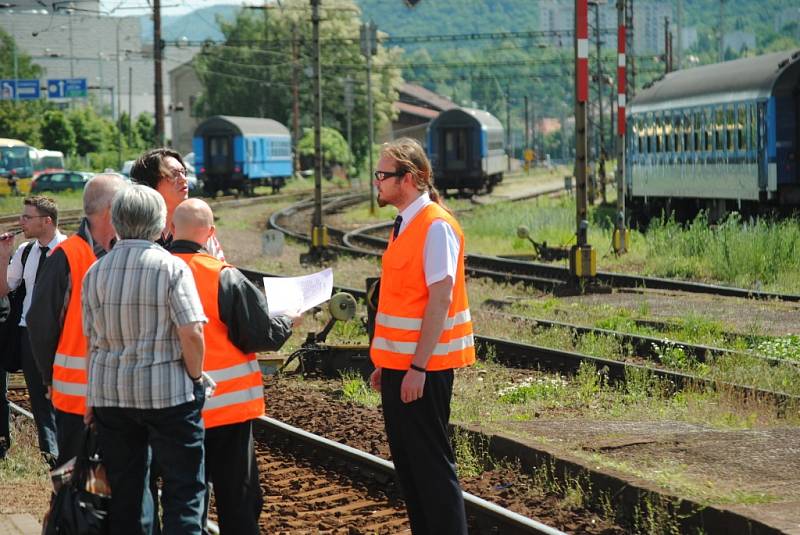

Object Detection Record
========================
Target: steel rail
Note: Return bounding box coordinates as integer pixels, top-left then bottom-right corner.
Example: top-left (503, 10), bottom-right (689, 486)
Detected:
top-left (481, 301), bottom-right (800, 369)
top-left (237, 269), bottom-right (799, 407)
top-left (340, 211), bottom-right (800, 303)
top-left (256, 415), bottom-right (566, 535)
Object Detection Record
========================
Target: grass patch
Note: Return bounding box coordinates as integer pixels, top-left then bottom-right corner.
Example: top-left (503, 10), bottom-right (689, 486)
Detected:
top-left (0, 416), bottom-right (50, 483)
top-left (337, 370), bottom-right (379, 408)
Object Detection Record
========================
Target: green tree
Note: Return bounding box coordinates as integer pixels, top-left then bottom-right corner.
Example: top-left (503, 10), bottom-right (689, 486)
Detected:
top-left (194, 0), bottom-right (402, 166)
top-left (135, 113), bottom-right (156, 148)
top-left (0, 28), bottom-right (42, 80)
top-left (67, 107), bottom-right (106, 155)
top-left (40, 110), bottom-right (77, 156)
top-left (297, 126), bottom-right (353, 175)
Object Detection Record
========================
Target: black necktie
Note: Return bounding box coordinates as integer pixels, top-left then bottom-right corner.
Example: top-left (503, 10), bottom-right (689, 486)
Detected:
top-left (35, 245), bottom-right (49, 283)
top-left (392, 215), bottom-right (403, 240)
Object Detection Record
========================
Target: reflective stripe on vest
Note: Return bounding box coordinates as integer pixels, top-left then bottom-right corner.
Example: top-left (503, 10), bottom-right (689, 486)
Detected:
top-left (370, 203), bottom-right (475, 371)
top-left (52, 235), bottom-right (96, 415)
top-left (173, 251), bottom-right (265, 429)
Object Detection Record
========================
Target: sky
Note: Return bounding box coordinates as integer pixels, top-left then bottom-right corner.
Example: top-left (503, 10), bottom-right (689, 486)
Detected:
top-left (101, 0), bottom-right (250, 16)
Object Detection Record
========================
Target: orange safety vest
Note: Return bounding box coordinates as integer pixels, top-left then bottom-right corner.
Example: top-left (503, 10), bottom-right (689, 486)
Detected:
top-left (173, 252), bottom-right (265, 429)
top-left (52, 235), bottom-right (96, 415)
top-left (370, 202), bottom-right (475, 371)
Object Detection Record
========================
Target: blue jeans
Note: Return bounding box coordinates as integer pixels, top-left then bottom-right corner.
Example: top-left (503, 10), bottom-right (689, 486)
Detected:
top-left (20, 328), bottom-right (58, 464)
top-left (94, 381), bottom-right (206, 535)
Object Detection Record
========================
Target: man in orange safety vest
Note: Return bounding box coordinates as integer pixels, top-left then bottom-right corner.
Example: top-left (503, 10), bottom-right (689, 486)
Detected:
top-left (369, 138), bottom-right (475, 534)
top-left (169, 198), bottom-right (300, 535)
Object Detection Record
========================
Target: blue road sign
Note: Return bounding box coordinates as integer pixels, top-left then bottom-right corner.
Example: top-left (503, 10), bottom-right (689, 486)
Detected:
top-left (0, 80), bottom-right (43, 100)
top-left (16, 80), bottom-right (41, 100)
top-left (47, 78), bottom-right (87, 99)
top-left (0, 80), bottom-right (15, 100)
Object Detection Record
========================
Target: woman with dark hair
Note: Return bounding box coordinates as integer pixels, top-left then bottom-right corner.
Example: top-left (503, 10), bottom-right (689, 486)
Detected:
top-left (130, 148), bottom-right (225, 260)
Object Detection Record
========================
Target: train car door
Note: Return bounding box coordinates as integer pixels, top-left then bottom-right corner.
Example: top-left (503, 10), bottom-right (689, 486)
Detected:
top-left (442, 128), bottom-right (468, 170)
top-left (207, 134), bottom-right (233, 174)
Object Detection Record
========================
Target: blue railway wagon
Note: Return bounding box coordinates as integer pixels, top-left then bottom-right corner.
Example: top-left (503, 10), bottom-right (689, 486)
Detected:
top-left (626, 50), bottom-right (800, 220)
top-left (193, 115), bottom-right (293, 195)
top-left (426, 107), bottom-right (507, 195)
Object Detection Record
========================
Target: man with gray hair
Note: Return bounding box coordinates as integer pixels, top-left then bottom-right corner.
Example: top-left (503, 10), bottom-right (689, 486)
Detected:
top-left (82, 185), bottom-right (208, 534)
top-left (28, 173), bottom-right (127, 467)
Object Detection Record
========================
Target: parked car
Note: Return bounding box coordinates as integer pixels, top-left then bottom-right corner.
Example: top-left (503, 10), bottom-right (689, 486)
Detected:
top-left (31, 171), bottom-right (94, 193)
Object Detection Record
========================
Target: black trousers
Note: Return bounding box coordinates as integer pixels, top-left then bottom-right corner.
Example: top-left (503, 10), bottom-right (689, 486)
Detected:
top-left (203, 420), bottom-right (262, 535)
top-left (381, 368), bottom-right (467, 535)
top-left (55, 409), bottom-right (86, 467)
top-left (20, 328), bottom-right (58, 464)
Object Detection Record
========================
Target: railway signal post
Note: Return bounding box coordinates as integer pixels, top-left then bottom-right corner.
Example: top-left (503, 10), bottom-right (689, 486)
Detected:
top-left (570, 0), bottom-right (597, 282)
top-left (614, 0), bottom-right (629, 254)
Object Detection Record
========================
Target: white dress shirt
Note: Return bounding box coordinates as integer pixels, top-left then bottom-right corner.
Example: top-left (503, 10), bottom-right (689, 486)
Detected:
top-left (396, 192), bottom-right (461, 286)
top-left (6, 231), bottom-right (67, 327)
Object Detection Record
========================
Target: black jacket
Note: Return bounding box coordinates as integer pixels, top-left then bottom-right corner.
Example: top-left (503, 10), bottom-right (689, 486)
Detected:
top-left (27, 219), bottom-right (106, 385)
top-left (167, 240), bottom-right (292, 353)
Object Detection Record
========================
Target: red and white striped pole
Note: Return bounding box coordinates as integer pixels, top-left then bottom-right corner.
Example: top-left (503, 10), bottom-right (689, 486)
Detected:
top-left (571, 0), bottom-right (595, 276)
top-left (614, 0), bottom-right (628, 253)
top-left (574, 0), bottom-right (589, 248)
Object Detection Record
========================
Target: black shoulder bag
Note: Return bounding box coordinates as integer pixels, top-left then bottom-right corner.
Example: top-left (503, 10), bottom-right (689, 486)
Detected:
top-left (42, 428), bottom-right (111, 535)
top-left (0, 241), bottom-right (35, 373)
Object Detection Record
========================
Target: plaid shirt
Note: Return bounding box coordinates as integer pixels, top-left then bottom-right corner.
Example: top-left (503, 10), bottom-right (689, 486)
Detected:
top-left (82, 240), bottom-right (207, 409)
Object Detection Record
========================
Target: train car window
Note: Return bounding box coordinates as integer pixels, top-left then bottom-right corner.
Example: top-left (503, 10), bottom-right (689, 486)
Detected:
top-left (704, 109), bottom-right (713, 152)
top-left (714, 108), bottom-right (723, 153)
top-left (681, 113), bottom-right (689, 153)
top-left (693, 111), bottom-right (701, 153)
top-left (737, 106), bottom-right (746, 152)
top-left (655, 116), bottom-right (662, 153)
top-left (726, 107), bottom-right (735, 152)
top-left (748, 103), bottom-right (756, 152)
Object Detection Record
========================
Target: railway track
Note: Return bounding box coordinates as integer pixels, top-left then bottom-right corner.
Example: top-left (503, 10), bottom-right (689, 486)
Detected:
top-left (7, 398), bottom-right (566, 534)
top-left (481, 299), bottom-right (800, 369)
top-left (271, 194), bottom-right (800, 301)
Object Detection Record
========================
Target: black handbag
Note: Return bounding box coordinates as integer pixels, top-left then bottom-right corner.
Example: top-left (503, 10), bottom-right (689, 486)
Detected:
top-left (0, 241), bottom-right (33, 373)
top-left (42, 429), bottom-right (111, 535)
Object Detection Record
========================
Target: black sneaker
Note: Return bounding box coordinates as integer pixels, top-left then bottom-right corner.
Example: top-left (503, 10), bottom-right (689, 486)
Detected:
top-left (0, 437), bottom-right (9, 460)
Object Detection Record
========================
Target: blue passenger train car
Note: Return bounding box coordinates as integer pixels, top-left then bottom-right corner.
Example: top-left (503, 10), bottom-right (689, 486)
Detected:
top-left (426, 107), bottom-right (506, 195)
top-left (626, 50), bottom-right (800, 220)
top-left (193, 115), bottom-right (293, 196)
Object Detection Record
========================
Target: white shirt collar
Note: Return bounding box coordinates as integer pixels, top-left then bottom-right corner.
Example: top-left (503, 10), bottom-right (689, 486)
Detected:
top-left (397, 192), bottom-right (431, 235)
top-left (41, 230), bottom-right (67, 250)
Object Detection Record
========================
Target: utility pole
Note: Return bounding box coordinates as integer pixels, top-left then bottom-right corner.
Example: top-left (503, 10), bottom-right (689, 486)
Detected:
top-left (344, 76), bottom-right (354, 156)
top-left (154, 0), bottom-right (165, 146)
top-left (664, 17), bottom-right (671, 74)
top-left (291, 27), bottom-right (301, 177)
top-left (12, 39), bottom-right (17, 101)
top-left (505, 84), bottom-right (512, 171)
top-left (592, 1), bottom-right (606, 203)
top-left (676, 0), bottom-right (683, 70)
top-left (360, 21), bottom-right (377, 213)
top-left (302, 0), bottom-right (332, 263)
top-left (524, 95), bottom-right (530, 150)
top-left (128, 66), bottom-right (133, 147)
top-left (626, 0), bottom-right (635, 97)
top-left (572, 0), bottom-right (596, 280)
top-left (614, 0), bottom-right (628, 254)
top-left (718, 0), bottom-right (725, 62)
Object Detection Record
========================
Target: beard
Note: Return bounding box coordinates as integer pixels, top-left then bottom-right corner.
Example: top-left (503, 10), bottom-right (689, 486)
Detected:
top-left (377, 196), bottom-right (388, 208)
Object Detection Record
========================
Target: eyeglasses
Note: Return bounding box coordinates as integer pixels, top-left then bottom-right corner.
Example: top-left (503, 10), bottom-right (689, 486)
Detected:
top-left (163, 167), bottom-right (187, 182)
top-left (373, 170), bottom-right (405, 182)
top-left (19, 214), bottom-right (47, 222)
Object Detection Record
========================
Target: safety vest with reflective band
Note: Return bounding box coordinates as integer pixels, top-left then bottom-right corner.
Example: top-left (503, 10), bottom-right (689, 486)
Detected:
top-left (52, 235), bottom-right (96, 415)
top-left (173, 252), bottom-right (265, 429)
top-left (370, 202), bottom-right (475, 371)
